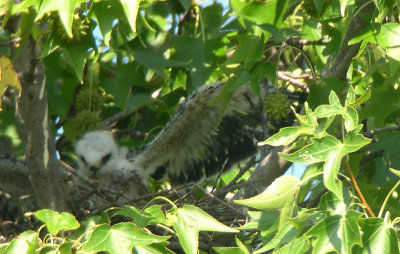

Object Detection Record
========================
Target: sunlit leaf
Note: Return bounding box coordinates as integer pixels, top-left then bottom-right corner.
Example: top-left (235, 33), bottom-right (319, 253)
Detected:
top-left (305, 211), bottom-right (362, 253)
top-left (34, 209), bottom-right (80, 235)
top-left (82, 223), bottom-right (169, 254)
top-left (273, 236), bottom-right (311, 254)
top-left (36, 0), bottom-right (86, 38)
top-left (119, 0), bottom-right (140, 34)
top-left (234, 175), bottom-right (299, 210)
top-left (389, 167), bottom-right (400, 178)
top-left (259, 126), bottom-right (315, 146)
top-left (356, 218), bottom-right (400, 253)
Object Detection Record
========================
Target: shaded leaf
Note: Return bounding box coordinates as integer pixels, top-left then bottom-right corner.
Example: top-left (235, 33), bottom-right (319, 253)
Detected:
top-left (171, 205), bottom-right (238, 254)
top-left (113, 206), bottom-right (154, 228)
top-left (254, 222), bottom-right (298, 253)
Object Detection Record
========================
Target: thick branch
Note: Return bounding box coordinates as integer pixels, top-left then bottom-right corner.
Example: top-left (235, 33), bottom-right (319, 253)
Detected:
top-left (12, 37), bottom-right (70, 211)
top-left (241, 146), bottom-right (291, 198)
top-left (324, 1), bottom-right (375, 79)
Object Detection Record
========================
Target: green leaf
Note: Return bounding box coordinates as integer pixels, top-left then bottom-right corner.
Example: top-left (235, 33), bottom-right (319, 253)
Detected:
top-left (281, 132), bottom-right (370, 199)
top-left (260, 103), bottom-right (318, 146)
top-left (235, 237), bottom-right (250, 254)
top-left (2, 238), bottom-right (31, 254)
top-left (119, 0), bottom-right (140, 33)
top-left (254, 222), bottom-right (298, 253)
top-left (234, 175), bottom-right (299, 210)
top-left (82, 223), bottom-right (170, 254)
top-left (126, 92), bottom-right (152, 111)
top-left (36, 0), bottom-right (86, 38)
top-left (101, 62), bottom-right (146, 108)
top-left (113, 206), bottom-right (154, 228)
top-left (305, 211), bottom-right (362, 253)
top-left (323, 148), bottom-right (343, 199)
top-left (307, 78), bottom-right (347, 109)
top-left (357, 218), bottom-right (400, 253)
top-left (318, 190), bottom-right (354, 216)
top-left (389, 167), bottom-right (400, 178)
top-left (239, 211), bottom-right (279, 231)
top-left (144, 205), bottom-right (170, 225)
top-left (133, 49), bottom-right (188, 80)
top-left (59, 242), bottom-right (74, 254)
top-left (342, 127), bottom-right (371, 153)
top-left (171, 205), bottom-right (238, 254)
top-left (213, 247), bottom-right (248, 254)
top-left (224, 35), bottom-right (263, 71)
top-left (359, 88), bottom-right (400, 126)
top-left (279, 135), bottom-right (342, 164)
top-left (11, 0), bottom-right (40, 15)
top-left (265, 61), bottom-right (277, 84)
top-left (273, 236), bottom-right (311, 254)
top-left (345, 86), bottom-right (355, 106)
top-left (313, 0), bottom-right (324, 15)
top-left (260, 126), bottom-right (315, 146)
top-left (133, 242), bottom-right (175, 254)
top-left (63, 42), bottom-right (88, 82)
top-left (1, 230), bottom-right (38, 254)
top-left (34, 209), bottom-right (80, 235)
top-left (92, 1), bottom-right (120, 45)
top-left (314, 90), bottom-right (359, 132)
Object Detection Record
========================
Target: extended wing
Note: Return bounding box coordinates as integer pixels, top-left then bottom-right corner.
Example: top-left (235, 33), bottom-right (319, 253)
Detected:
top-left (131, 83), bottom-right (262, 184)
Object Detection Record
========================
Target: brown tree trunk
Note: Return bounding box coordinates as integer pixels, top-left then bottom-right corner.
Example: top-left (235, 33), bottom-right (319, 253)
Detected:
top-left (12, 37), bottom-right (70, 212)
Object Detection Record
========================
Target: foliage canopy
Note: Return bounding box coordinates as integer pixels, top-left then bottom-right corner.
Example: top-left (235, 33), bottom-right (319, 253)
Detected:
top-left (1, 0), bottom-right (400, 253)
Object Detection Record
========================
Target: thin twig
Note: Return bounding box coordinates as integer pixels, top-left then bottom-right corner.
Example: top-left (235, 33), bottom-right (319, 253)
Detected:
top-left (362, 126), bottom-right (400, 138)
top-left (277, 71), bottom-right (310, 92)
top-left (194, 183), bottom-right (248, 217)
top-left (101, 109), bottom-right (131, 127)
top-left (0, 38), bottom-right (21, 47)
top-left (344, 160), bottom-right (375, 217)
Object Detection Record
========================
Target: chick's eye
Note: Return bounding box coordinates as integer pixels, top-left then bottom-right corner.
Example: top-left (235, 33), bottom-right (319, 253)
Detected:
top-left (101, 153), bottom-right (112, 164)
top-left (79, 156), bottom-right (87, 165)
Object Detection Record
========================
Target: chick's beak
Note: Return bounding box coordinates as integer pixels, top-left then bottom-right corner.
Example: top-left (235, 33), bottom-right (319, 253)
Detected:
top-left (89, 164), bottom-right (100, 178)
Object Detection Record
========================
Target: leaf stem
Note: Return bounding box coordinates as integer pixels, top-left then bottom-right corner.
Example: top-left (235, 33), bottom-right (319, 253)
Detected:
top-left (378, 178), bottom-right (400, 218)
top-left (344, 160), bottom-right (375, 217)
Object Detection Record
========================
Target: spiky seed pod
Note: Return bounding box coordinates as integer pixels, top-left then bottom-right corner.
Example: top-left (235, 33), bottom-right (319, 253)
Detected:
top-left (75, 89), bottom-right (102, 112)
top-left (54, 13), bottom-right (89, 42)
top-left (264, 92), bottom-right (291, 121)
top-left (74, 110), bottom-right (101, 133)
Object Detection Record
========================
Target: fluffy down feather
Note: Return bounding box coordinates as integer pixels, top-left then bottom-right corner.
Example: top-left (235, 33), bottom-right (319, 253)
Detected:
top-left (75, 83), bottom-right (261, 197)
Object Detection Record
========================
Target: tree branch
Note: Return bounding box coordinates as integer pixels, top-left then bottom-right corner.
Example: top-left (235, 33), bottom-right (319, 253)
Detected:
top-left (12, 37), bottom-right (71, 211)
top-left (324, 0), bottom-right (375, 79)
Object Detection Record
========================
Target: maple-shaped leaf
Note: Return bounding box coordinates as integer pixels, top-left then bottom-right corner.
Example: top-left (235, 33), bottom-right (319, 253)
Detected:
top-left (36, 0), bottom-right (87, 38)
top-left (170, 205), bottom-right (238, 254)
top-left (305, 211), bottom-right (362, 253)
top-left (82, 223), bottom-right (170, 254)
top-left (34, 209), bottom-right (80, 235)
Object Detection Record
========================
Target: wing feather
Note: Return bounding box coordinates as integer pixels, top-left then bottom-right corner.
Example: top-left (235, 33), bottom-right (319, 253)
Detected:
top-left (131, 83), bottom-right (262, 184)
